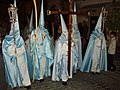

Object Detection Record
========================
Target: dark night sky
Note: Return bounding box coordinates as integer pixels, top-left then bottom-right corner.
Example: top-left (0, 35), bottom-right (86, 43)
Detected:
top-left (0, 0), bottom-right (47, 32)
top-left (0, 0), bottom-right (31, 3)
top-left (0, 0), bottom-right (38, 21)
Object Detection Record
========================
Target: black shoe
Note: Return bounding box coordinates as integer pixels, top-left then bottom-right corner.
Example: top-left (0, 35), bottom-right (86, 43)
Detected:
top-left (91, 72), bottom-right (95, 75)
top-left (108, 64), bottom-right (116, 71)
top-left (39, 79), bottom-right (44, 82)
top-left (13, 87), bottom-right (17, 90)
top-left (96, 72), bottom-right (100, 75)
top-left (62, 81), bottom-right (67, 86)
top-left (74, 73), bottom-right (77, 75)
top-left (25, 85), bottom-right (31, 89)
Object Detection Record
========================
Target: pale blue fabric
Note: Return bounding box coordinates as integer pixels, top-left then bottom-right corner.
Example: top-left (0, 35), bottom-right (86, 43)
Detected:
top-left (30, 30), bottom-right (41, 80)
top-left (39, 0), bottom-right (44, 27)
top-left (2, 35), bottom-right (20, 88)
top-left (72, 2), bottom-right (82, 73)
top-left (2, 32), bottom-right (30, 88)
top-left (38, 0), bottom-right (53, 77)
top-left (30, 27), bottom-right (53, 80)
top-left (52, 10), bottom-right (83, 80)
top-left (52, 14), bottom-right (69, 81)
top-left (2, 1), bottom-right (31, 88)
top-left (25, 38), bottom-right (33, 79)
top-left (80, 12), bottom-right (107, 72)
top-left (52, 39), bottom-right (69, 81)
top-left (2, 13), bottom-right (30, 90)
top-left (25, 10), bottom-right (34, 79)
top-left (30, 0), bottom-right (53, 80)
top-left (29, 10), bottom-right (34, 32)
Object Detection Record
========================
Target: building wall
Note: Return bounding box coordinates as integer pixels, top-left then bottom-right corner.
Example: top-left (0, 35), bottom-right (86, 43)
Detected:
top-left (79, 0), bottom-right (120, 7)
top-left (47, 0), bottom-right (60, 9)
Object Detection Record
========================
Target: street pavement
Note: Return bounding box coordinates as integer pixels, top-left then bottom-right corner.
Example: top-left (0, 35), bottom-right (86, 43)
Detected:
top-left (0, 54), bottom-right (7, 90)
top-left (0, 53), bottom-right (120, 90)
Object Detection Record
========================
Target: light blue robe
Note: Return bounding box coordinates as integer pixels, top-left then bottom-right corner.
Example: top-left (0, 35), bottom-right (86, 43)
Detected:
top-left (25, 9), bottom-right (34, 79)
top-left (2, 24), bottom-right (31, 88)
top-left (72, 2), bottom-right (82, 73)
top-left (38, 26), bottom-right (53, 77)
top-left (80, 12), bottom-right (107, 73)
top-left (52, 13), bottom-right (81, 81)
top-left (2, 0), bottom-right (31, 88)
top-left (52, 14), bottom-right (69, 81)
top-left (29, 0), bottom-right (53, 80)
top-left (25, 37), bottom-right (33, 79)
top-left (72, 30), bottom-right (82, 73)
top-left (30, 26), bottom-right (53, 80)
top-left (52, 33), bottom-right (69, 81)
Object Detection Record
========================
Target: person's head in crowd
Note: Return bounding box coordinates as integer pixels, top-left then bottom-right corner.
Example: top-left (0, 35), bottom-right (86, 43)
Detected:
top-left (110, 31), bottom-right (116, 38)
top-left (83, 20), bottom-right (87, 26)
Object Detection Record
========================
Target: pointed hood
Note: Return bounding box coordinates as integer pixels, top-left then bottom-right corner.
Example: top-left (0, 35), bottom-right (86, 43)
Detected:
top-left (94, 11), bottom-right (102, 34)
top-left (9, 0), bottom-right (20, 36)
top-left (72, 2), bottom-right (81, 40)
top-left (29, 10), bottom-right (34, 32)
top-left (13, 0), bottom-right (20, 35)
top-left (59, 14), bottom-right (68, 40)
top-left (60, 14), bottom-right (68, 33)
top-left (73, 2), bottom-right (78, 30)
top-left (14, 0), bottom-right (17, 7)
top-left (92, 12), bottom-right (102, 38)
top-left (39, 0), bottom-right (44, 27)
top-left (81, 8), bottom-right (107, 72)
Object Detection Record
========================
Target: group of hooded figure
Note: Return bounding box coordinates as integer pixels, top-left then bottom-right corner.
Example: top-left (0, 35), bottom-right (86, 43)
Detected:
top-left (2, 0), bottom-right (107, 89)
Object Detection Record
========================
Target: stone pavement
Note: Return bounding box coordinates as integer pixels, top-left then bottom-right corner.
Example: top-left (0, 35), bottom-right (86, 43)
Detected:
top-left (0, 53), bottom-right (120, 90)
top-left (7, 70), bottom-right (120, 90)
top-left (0, 54), bottom-right (7, 90)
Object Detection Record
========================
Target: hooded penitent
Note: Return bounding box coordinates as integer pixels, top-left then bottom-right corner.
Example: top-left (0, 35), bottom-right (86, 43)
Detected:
top-left (2, 0), bottom-right (31, 88)
top-left (25, 9), bottom-right (34, 79)
top-left (80, 8), bottom-right (107, 73)
top-left (38, 0), bottom-right (53, 67)
top-left (71, 2), bottom-right (82, 76)
top-left (52, 14), bottom-right (69, 82)
top-left (29, 10), bottom-right (34, 32)
top-left (52, 2), bottom-right (83, 80)
top-left (30, 0), bottom-right (53, 80)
